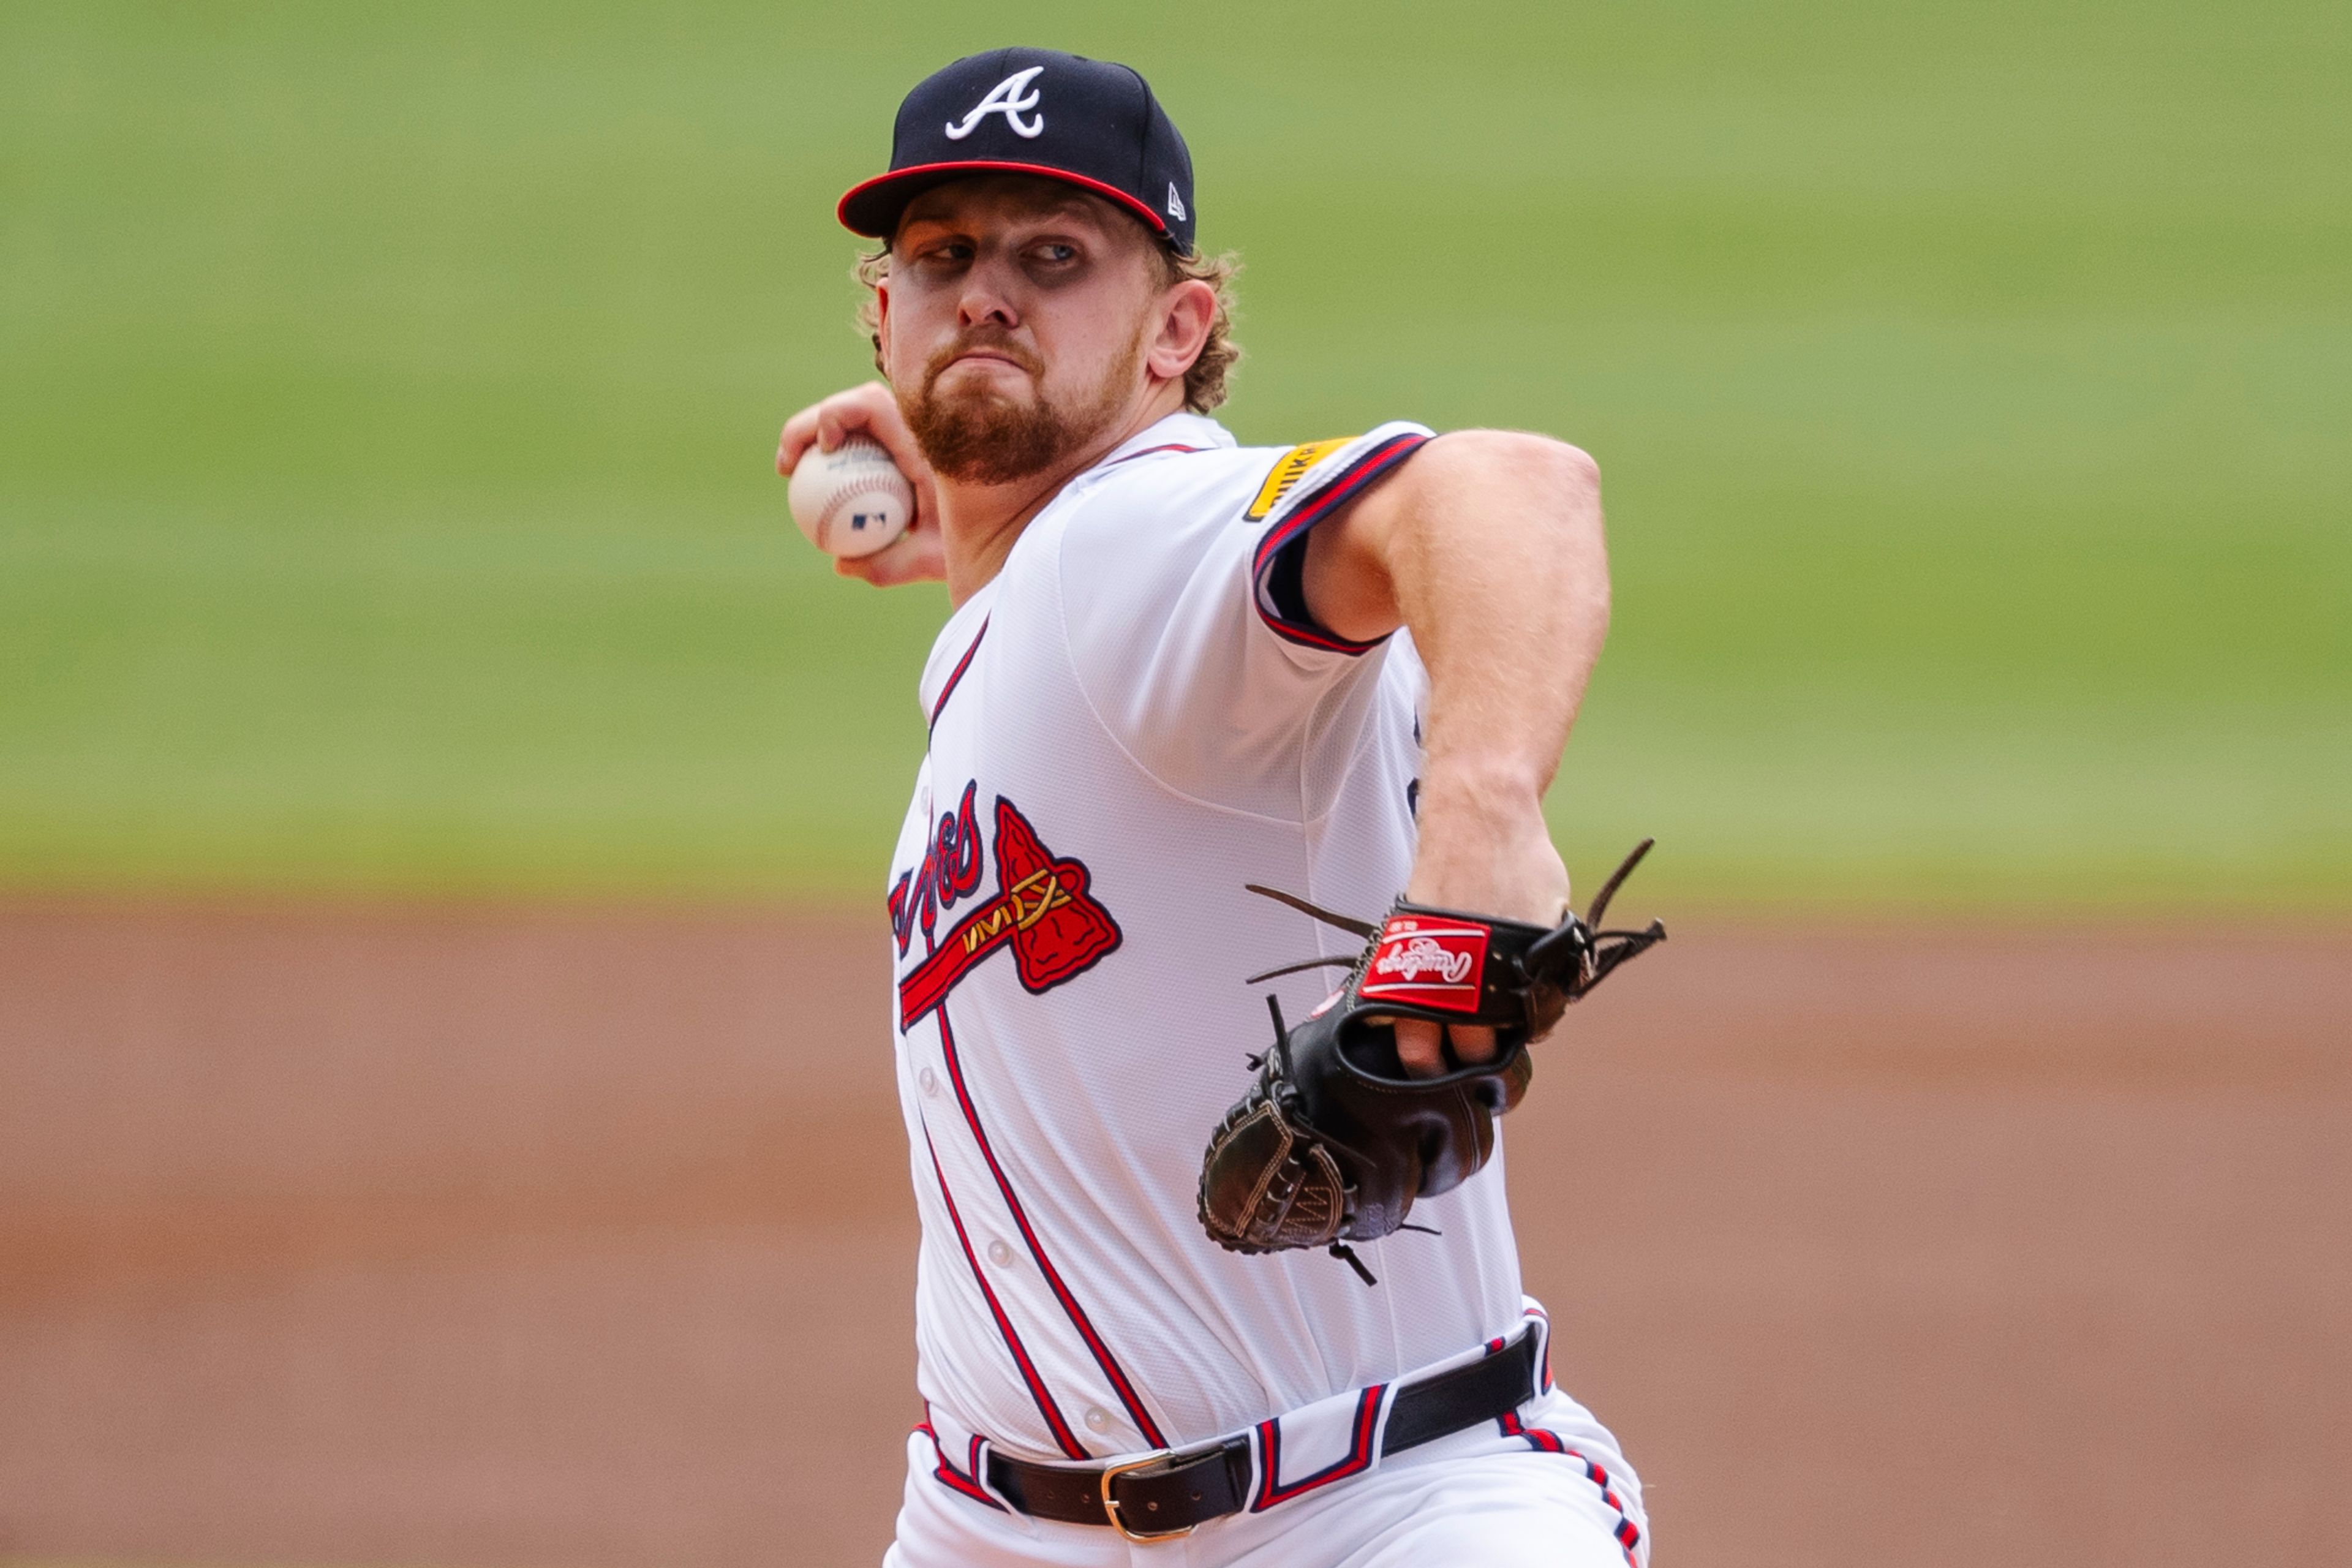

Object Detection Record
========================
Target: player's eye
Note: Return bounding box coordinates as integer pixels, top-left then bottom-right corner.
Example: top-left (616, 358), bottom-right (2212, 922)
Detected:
top-left (910, 238), bottom-right (972, 270)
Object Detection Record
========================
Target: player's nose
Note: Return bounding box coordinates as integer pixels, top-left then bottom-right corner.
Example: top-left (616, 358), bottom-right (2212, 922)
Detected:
top-left (955, 264), bottom-right (1021, 331)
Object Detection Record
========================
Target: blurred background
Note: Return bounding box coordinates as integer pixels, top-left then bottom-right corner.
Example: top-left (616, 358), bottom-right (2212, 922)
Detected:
top-left (1, 2), bottom-right (2345, 1566)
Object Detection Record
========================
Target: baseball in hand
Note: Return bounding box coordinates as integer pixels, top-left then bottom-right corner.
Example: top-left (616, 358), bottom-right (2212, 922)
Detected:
top-left (788, 437), bottom-right (915, 559)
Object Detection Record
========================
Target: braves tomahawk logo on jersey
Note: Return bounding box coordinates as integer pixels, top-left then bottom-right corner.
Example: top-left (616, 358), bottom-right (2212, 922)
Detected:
top-left (892, 787), bottom-right (1121, 1027)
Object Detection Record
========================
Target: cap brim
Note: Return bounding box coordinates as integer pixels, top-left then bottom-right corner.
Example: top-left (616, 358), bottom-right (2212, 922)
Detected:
top-left (837, 161), bottom-right (1178, 247)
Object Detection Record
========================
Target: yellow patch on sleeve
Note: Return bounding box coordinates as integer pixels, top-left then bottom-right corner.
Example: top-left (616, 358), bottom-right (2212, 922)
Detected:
top-left (1243, 437), bottom-right (1357, 521)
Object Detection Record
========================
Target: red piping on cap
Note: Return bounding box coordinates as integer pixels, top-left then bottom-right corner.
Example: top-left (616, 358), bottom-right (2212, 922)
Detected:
top-left (838, 160), bottom-right (1175, 243)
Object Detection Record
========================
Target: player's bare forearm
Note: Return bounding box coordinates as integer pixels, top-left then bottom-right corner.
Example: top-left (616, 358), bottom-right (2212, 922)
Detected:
top-left (1307, 432), bottom-right (1608, 880)
top-left (1304, 431), bottom-right (1609, 1071)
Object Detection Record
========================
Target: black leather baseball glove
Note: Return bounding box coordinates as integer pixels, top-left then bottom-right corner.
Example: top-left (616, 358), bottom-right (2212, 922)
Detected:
top-left (1198, 840), bottom-right (1665, 1283)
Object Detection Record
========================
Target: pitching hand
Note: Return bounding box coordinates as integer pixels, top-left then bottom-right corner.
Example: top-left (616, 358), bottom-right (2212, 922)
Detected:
top-left (777, 382), bottom-right (945, 587)
top-left (1392, 779), bottom-right (1571, 1078)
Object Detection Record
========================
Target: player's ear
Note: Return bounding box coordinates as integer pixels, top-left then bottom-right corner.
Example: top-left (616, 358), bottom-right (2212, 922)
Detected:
top-left (1145, 275), bottom-right (1215, 383)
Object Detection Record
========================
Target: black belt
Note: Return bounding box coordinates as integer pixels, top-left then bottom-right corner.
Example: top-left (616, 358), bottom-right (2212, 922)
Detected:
top-left (983, 1330), bottom-right (1539, 1541)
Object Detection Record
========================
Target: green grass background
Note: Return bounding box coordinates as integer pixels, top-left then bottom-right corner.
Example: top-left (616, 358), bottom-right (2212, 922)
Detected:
top-left (2, 1), bottom-right (2345, 909)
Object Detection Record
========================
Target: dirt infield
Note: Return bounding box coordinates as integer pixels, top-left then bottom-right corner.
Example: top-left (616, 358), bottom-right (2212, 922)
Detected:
top-left (1, 903), bottom-right (2345, 1568)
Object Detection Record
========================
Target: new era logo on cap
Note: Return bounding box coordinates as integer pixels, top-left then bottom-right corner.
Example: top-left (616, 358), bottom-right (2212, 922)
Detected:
top-left (838, 47), bottom-right (1198, 254)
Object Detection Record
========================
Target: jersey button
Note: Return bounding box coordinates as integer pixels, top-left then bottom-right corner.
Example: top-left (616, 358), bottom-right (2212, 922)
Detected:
top-left (1084, 1406), bottom-right (1112, 1433)
top-left (919, 1066), bottom-right (940, 1096)
top-left (986, 1238), bottom-right (1015, 1267)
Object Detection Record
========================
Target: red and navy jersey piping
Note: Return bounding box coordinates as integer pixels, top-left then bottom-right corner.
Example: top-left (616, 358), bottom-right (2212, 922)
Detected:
top-left (1107, 442), bottom-right (1208, 466)
top-left (1525, 1300), bottom-right (1557, 1393)
top-left (928, 616), bottom-right (989, 730)
top-left (919, 1121), bottom-right (1091, 1460)
top-left (1480, 1317), bottom-right (1637, 1562)
top-left (1250, 432), bottom-right (1430, 654)
top-left (935, 1007), bottom-right (1169, 1449)
top-left (1251, 1383), bottom-right (1386, 1509)
top-left (1494, 1411), bottom-right (1645, 1564)
top-left (918, 1404), bottom-right (1007, 1511)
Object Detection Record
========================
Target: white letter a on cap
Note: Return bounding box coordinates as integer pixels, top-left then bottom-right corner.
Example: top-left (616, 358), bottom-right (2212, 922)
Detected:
top-left (946, 67), bottom-right (1046, 140)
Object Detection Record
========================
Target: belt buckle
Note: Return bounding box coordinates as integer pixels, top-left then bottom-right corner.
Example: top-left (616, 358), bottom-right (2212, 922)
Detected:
top-left (1099, 1448), bottom-right (1196, 1543)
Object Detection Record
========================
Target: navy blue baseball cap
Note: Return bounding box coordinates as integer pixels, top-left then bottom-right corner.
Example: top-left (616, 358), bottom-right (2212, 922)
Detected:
top-left (838, 48), bottom-right (1197, 254)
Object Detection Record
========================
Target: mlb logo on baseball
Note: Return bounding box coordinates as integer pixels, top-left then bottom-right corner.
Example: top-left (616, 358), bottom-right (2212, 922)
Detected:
top-left (1358, 916), bottom-right (1490, 1012)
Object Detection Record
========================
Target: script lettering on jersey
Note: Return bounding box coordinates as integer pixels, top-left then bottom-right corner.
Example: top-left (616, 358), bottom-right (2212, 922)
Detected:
top-left (894, 791), bottom-right (1122, 1027)
top-left (891, 780), bottom-right (984, 956)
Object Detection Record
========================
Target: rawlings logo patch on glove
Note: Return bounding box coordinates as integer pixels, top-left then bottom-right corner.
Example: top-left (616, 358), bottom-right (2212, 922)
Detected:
top-left (1361, 919), bottom-right (1488, 1006)
top-left (1197, 839), bottom-right (1667, 1283)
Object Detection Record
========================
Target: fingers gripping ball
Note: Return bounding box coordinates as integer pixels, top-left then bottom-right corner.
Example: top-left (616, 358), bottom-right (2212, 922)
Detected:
top-left (788, 437), bottom-right (914, 559)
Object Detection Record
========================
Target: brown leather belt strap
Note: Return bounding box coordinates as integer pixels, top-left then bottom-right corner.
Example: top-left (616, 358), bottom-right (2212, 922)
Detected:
top-left (988, 1433), bottom-right (1254, 1538)
top-left (983, 1330), bottom-right (1539, 1537)
top-left (1382, 1327), bottom-right (1539, 1454)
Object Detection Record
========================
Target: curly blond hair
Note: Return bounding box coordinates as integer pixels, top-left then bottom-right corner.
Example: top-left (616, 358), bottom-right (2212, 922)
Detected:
top-left (854, 241), bottom-right (1243, 413)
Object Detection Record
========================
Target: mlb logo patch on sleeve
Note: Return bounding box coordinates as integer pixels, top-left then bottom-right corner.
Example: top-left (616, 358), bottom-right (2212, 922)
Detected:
top-left (1356, 915), bottom-right (1490, 1013)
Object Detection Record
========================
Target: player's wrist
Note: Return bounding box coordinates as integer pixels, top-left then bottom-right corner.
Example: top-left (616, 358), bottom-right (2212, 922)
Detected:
top-left (1412, 760), bottom-right (1549, 823)
top-left (1406, 768), bottom-right (1564, 919)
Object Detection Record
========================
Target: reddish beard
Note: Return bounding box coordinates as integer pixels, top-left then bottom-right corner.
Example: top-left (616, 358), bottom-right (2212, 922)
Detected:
top-left (900, 330), bottom-right (1139, 484)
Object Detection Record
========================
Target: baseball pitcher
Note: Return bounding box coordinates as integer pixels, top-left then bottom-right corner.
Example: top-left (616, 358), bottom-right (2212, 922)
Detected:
top-left (778, 47), bottom-right (1663, 1567)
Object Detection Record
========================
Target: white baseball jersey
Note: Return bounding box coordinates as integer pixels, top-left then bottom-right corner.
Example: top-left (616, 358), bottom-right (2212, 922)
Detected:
top-left (885, 412), bottom-right (1529, 1466)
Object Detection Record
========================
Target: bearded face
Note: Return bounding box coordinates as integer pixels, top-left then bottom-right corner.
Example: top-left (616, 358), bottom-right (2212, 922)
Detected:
top-left (899, 323), bottom-right (1143, 485)
top-left (879, 177), bottom-right (1167, 487)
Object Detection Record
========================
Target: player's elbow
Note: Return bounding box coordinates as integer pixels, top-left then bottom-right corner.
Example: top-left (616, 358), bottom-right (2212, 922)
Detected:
top-left (1399, 433), bottom-right (1607, 595)
top-left (1452, 431), bottom-right (1610, 611)
top-left (1558, 440), bottom-right (1602, 500)
top-left (1426, 429), bottom-right (1600, 508)
top-left (1519, 433), bottom-right (1602, 508)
